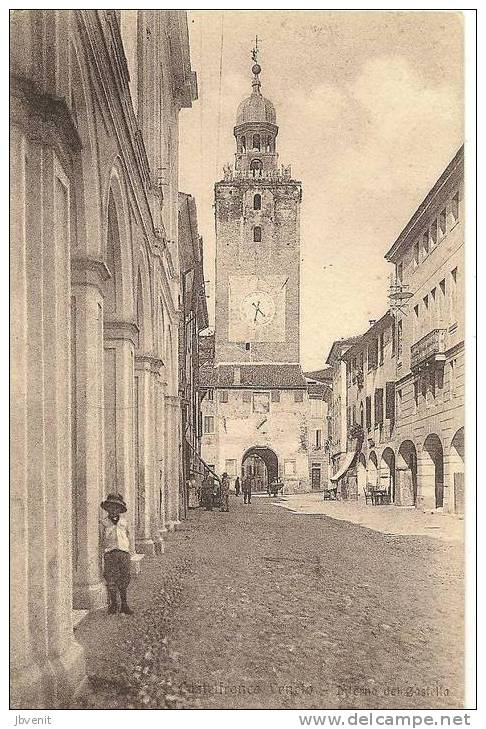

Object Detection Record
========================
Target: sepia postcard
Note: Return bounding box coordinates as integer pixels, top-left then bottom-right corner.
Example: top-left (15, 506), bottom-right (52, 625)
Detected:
top-left (9, 7), bottom-right (476, 723)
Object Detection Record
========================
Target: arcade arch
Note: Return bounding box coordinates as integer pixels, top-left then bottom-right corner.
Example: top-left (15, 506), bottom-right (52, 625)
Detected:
top-left (397, 440), bottom-right (418, 506)
top-left (423, 434), bottom-right (445, 508)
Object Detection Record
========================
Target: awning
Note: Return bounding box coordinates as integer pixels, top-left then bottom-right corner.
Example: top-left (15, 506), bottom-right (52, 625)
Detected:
top-left (330, 451), bottom-right (356, 482)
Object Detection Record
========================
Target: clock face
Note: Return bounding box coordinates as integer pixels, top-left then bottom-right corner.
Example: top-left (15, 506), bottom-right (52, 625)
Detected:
top-left (240, 291), bottom-right (276, 327)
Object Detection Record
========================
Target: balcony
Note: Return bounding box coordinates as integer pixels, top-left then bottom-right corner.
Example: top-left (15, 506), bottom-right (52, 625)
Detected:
top-left (411, 329), bottom-right (446, 371)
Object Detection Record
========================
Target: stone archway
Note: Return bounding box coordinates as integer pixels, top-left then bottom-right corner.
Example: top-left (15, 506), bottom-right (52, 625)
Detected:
top-left (242, 446), bottom-right (279, 492)
top-left (449, 428), bottom-right (465, 514)
top-left (380, 447), bottom-right (396, 503)
top-left (397, 440), bottom-right (418, 506)
top-left (423, 434), bottom-right (445, 509)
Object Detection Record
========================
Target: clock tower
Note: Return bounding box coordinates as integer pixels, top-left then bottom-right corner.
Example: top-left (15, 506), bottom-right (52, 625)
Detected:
top-left (214, 57), bottom-right (302, 364)
top-left (200, 49), bottom-right (314, 496)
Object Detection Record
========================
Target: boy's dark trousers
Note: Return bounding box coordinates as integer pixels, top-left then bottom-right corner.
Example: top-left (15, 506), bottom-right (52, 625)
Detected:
top-left (104, 549), bottom-right (132, 614)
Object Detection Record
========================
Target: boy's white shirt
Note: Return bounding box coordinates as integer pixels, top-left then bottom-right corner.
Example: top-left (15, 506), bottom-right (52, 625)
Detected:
top-left (100, 514), bottom-right (131, 554)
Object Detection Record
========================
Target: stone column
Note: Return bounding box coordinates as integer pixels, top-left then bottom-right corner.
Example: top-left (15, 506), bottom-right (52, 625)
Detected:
top-left (71, 257), bottom-right (110, 610)
top-left (154, 371), bottom-right (168, 547)
top-left (10, 128), bottom-right (86, 707)
top-left (165, 395), bottom-right (183, 528)
top-left (103, 321), bottom-right (138, 549)
top-left (134, 355), bottom-right (164, 553)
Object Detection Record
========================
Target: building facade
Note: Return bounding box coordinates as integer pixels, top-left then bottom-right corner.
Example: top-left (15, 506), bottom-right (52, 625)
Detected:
top-left (340, 313), bottom-right (398, 501)
top-left (10, 10), bottom-right (196, 708)
top-left (325, 337), bottom-right (361, 489)
top-left (385, 147), bottom-right (464, 513)
top-left (178, 193), bottom-right (209, 512)
top-left (200, 55), bottom-right (312, 493)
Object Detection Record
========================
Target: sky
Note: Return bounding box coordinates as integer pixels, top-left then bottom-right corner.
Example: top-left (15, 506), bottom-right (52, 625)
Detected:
top-left (178, 10), bottom-right (463, 371)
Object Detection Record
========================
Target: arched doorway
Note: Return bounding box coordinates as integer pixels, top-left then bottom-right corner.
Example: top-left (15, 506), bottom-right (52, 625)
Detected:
top-left (381, 447), bottom-right (396, 503)
top-left (357, 453), bottom-right (367, 496)
top-left (241, 446), bottom-right (278, 493)
top-left (397, 440), bottom-right (418, 506)
top-left (423, 434), bottom-right (445, 508)
top-left (368, 451), bottom-right (378, 489)
top-left (450, 428), bottom-right (464, 514)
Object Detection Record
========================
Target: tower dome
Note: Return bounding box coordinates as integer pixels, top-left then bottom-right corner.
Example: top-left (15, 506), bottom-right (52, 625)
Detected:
top-left (235, 64), bottom-right (277, 126)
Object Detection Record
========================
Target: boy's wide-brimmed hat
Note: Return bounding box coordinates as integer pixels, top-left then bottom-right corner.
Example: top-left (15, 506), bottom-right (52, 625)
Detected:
top-left (101, 493), bottom-right (127, 513)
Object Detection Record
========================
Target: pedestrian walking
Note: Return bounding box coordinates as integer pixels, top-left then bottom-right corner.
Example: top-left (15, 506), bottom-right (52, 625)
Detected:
top-left (220, 472), bottom-right (230, 512)
top-left (242, 474), bottom-right (252, 504)
top-left (100, 493), bottom-right (133, 615)
top-left (235, 476), bottom-right (241, 497)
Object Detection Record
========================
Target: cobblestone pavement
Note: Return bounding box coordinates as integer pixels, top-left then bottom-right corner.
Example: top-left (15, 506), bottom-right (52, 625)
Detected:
top-left (71, 496), bottom-right (464, 710)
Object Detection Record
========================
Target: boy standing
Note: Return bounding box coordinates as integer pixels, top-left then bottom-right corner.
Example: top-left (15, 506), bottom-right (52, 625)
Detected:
top-left (100, 493), bottom-right (133, 615)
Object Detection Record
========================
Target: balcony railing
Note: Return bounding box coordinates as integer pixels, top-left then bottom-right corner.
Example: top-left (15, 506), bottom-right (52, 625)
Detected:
top-left (411, 328), bottom-right (446, 370)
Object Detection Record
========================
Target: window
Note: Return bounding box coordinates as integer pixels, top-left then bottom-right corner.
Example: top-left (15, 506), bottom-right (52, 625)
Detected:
top-left (414, 380), bottom-right (419, 411)
top-left (439, 208), bottom-right (447, 236)
top-left (242, 391), bottom-right (252, 403)
top-left (245, 342), bottom-right (251, 351)
top-left (294, 390), bottom-right (304, 403)
top-left (271, 390), bottom-right (280, 403)
top-left (315, 429), bottom-right (322, 449)
top-left (241, 136), bottom-right (246, 152)
top-left (396, 388), bottom-right (402, 419)
top-left (253, 226), bottom-right (262, 242)
top-left (368, 339), bottom-right (378, 370)
top-left (225, 459), bottom-right (237, 476)
top-left (396, 262), bottom-right (403, 284)
top-left (413, 241), bottom-right (420, 268)
top-left (451, 191), bottom-right (459, 223)
top-left (379, 332), bottom-right (384, 365)
top-left (450, 358), bottom-right (457, 397)
top-left (450, 267), bottom-right (458, 321)
top-left (374, 388), bottom-right (384, 425)
top-left (365, 396), bottom-right (372, 430)
top-left (253, 392), bottom-right (270, 413)
top-left (391, 321), bottom-right (396, 357)
top-left (359, 402), bottom-right (364, 427)
top-left (397, 320), bottom-right (403, 362)
top-left (284, 460), bottom-right (296, 476)
top-left (429, 219), bottom-right (438, 248)
top-left (253, 193), bottom-right (262, 210)
top-left (252, 133), bottom-right (261, 151)
top-left (207, 389), bottom-right (214, 401)
top-left (439, 279), bottom-right (446, 324)
top-left (437, 367), bottom-right (444, 391)
top-left (422, 231), bottom-right (429, 258)
top-left (250, 159), bottom-right (263, 176)
top-left (386, 382), bottom-right (395, 421)
top-left (203, 416), bottom-right (214, 434)
top-left (220, 390), bottom-right (228, 403)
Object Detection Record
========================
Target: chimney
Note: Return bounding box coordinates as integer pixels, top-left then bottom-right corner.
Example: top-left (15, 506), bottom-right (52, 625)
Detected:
top-left (234, 366), bottom-right (241, 385)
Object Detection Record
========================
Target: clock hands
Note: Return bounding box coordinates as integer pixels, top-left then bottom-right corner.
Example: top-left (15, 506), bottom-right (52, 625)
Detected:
top-left (257, 418), bottom-right (267, 430)
top-left (252, 301), bottom-right (266, 322)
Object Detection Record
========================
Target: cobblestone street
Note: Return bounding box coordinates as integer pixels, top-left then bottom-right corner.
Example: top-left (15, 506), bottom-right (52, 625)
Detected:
top-left (72, 496), bottom-right (464, 710)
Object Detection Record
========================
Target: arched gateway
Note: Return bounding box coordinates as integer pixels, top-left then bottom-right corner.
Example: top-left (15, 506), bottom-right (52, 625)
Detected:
top-left (242, 447), bottom-right (279, 493)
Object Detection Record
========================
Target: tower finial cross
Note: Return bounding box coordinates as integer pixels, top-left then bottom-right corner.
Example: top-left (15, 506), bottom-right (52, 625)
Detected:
top-left (251, 35), bottom-right (259, 63)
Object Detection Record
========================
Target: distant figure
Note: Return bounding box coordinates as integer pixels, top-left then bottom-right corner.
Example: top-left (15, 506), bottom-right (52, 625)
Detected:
top-left (201, 473), bottom-right (213, 511)
top-left (242, 474), bottom-right (252, 504)
top-left (235, 476), bottom-right (241, 497)
top-left (220, 472), bottom-right (230, 512)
